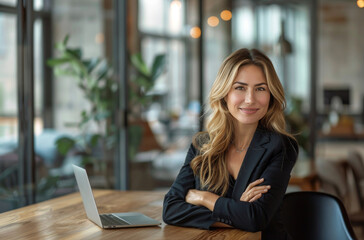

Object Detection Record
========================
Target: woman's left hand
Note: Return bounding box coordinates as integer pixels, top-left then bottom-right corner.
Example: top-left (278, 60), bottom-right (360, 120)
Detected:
top-left (186, 189), bottom-right (203, 206)
top-left (186, 189), bottom-right (220, 211)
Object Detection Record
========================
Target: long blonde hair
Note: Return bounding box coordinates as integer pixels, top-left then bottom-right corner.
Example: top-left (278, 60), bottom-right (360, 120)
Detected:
top-left (190, 48), bottom-right (295, 196)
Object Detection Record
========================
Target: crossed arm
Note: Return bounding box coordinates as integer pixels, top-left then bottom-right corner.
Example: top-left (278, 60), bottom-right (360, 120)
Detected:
top-left (163, 136), bottom-right (298, 231)
top-left (185, 178), bottom-right (271, 227)
top-left (162, 143), bottom-right (295, 230)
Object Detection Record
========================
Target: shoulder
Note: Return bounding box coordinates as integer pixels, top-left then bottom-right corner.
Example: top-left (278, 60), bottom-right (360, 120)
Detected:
top-left (192, 132), bottom-right (210, 150)
top-left (183, 132), bottom-right (209, 164)
top-left (260, 128), bottom-right (299, 160)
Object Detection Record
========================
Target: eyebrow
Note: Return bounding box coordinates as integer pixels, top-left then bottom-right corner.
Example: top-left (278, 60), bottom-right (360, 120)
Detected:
top-left (233, 81), bottom-right (268, 87)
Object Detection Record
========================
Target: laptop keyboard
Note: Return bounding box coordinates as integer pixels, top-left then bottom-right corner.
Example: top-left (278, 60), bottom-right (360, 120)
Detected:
top-left (100, 214), bottom-right (130, 226)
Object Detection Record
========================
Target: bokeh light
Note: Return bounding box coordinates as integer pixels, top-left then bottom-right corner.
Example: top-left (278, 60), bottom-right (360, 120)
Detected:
top-left (190, 26), bottom-right (201, 39)
top-left (358, 0), bottom-right (364, 8)
top-left (220, 10), bottom-right (232, 21)
top-left (207, 16), bottom-right (219, 27)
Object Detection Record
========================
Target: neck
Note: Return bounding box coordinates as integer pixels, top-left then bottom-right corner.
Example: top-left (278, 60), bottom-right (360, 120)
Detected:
top-left (233, 122), bottom-right (258, 147)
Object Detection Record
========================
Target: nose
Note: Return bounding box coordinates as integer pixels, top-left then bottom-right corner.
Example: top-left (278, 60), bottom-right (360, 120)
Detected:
top-left (245, 89), bottom-right (254, 104)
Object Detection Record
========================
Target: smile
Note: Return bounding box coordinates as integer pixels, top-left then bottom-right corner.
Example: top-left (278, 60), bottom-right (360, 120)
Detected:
top-left (239, 108), bottom-right (259, 114)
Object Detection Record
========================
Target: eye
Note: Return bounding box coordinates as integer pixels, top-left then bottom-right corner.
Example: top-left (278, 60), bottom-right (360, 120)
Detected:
top-left (256, 87), bottom-right (266, 91)
top-left (235, 86), bottom-right (245, 91)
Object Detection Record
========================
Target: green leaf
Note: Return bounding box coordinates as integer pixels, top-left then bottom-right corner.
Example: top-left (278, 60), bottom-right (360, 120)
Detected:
top-left (96, 61), bottom-right (109, 81)
top-left (130, 53), bottom-right (150, 76)
top-left (84, 58), bottom-right (101, 73)
top-left (55, 42), bottom-right (65, 51)
top-left (89, 134), bottom-right (101, 147)
top-left (54, 67), bottom-right (77, 77)
top-left (66, 48), bottom-right (82, 59)
top-left (81, 156), bottom-right (95, 166)
top-left (133, 76), bottom-right (151, 89)
top-left (55, 137), bottom-right (76, 155)
top-left (69, 59), bottom-right (87, 78)
top-left (80, 111), bottom-right (91, 126)
top-left (151, 54), bottom-right (166, 81)
top-left (63, 35), bottom-right (70, 45)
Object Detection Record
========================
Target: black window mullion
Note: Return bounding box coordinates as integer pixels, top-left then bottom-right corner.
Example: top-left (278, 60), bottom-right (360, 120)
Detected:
top-left (198, 0), bottom-right (204, 131)
top-left (25, 0), bottom-right (35, 204)
top-left (17, 0), bottom-right (36, 206)
top-left (113, 0), bottom-right (129, 190)
top-left (40, 11), bottom-right (53, 128)
top-left (17, 0), bottom-right (26, 207)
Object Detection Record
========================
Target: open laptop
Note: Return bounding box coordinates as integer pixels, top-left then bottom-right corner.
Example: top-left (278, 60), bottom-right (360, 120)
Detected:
top-left (72, 164), bottom-right (161, 229)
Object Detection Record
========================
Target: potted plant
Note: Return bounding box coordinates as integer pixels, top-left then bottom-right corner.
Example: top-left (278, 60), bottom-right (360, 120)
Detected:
top-left (47, 35), bottom-right (117, 186)
top-left (129, 53), bottom-right (166, 118)
top-left (128, 53), bottom-right (167, 159)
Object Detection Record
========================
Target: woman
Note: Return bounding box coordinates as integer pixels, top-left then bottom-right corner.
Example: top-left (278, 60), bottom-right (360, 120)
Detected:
top-left (163, 48), bottom-right (298, 239)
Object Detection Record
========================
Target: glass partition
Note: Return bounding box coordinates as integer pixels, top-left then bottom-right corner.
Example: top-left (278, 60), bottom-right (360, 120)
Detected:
top-left (130, 0), bottom-right (200, 190)
top-left (35, 0), bottom-right (116, 198)
top-left (0, 13), bottom-right (20, 212)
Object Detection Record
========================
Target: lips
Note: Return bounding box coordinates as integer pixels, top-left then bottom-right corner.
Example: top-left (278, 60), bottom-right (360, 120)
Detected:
top-left (240, 108), bottom-right (259, 114)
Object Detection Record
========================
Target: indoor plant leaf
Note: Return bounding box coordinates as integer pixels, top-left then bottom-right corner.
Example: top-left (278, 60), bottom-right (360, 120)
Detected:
top-left (130, 53), bottom-right (150, 77)
top-left (84, 58), bottom-right (101, 74)
top-left (89, 134), bottom-right (101, 147)
top-left (151, 54), bottom-right (166, 81)
top-left (55, 137), bottom-right (76, 156)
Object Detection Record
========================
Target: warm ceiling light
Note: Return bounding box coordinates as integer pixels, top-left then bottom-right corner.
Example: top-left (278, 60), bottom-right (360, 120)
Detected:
top-left (190, 26), bottom-right (201, 39)
top-left (358, 0), bottom-right (364, 8)
top-left (220, 10), bottom-right (232, 21)
top-left (207, 16), bottom-right (219, 27)
top-left (170, 0), bottom-right (182, 9)
top-left (95, 33), bottom-right (104, 44)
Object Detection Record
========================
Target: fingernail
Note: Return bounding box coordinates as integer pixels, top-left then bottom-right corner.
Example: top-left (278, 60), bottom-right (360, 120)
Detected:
top-left (267, 185), bottom-right (271, 189)
top-left (260, 178), bottom-right (264, 181)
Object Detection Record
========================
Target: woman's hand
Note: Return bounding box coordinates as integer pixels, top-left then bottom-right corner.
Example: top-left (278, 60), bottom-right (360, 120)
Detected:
top-left (185, 189), bottom-right (204, 206)
top-left (186, 189), bottom-right (220, 211)
top-left (240, 178), bottom-right (270, 202)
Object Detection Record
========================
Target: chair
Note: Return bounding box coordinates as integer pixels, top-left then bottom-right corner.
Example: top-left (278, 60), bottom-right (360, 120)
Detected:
top-left (347, 151), bottom-right (364, 232)
top-left (282, 191), bottom-right (357, 240)
top-left (348, 151), bottom-right (364, 209)
top-left (315, 158), bottom-right (364, 237)
top-left (315, 158), bottom-right (348, 205)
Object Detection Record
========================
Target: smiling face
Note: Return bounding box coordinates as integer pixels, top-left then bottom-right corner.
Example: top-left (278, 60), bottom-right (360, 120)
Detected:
top-left (225, 64), bottom-right (271, 127)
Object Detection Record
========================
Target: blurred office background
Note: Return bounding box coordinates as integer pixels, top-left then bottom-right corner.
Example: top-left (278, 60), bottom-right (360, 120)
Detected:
top-left (1, 1), bottom-right (364, 235)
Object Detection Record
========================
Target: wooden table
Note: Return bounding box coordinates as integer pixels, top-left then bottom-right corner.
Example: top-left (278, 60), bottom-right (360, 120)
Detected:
top-left (0, 190), bottom-right (261, 240)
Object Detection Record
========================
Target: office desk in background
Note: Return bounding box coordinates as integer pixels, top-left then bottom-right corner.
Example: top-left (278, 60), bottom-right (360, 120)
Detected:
top-left (0, 190), bottom-right (261, 240)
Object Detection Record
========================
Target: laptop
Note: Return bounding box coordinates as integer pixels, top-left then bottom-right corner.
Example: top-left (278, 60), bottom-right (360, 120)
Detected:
top-left (72, 164), bottom-right (161, 229)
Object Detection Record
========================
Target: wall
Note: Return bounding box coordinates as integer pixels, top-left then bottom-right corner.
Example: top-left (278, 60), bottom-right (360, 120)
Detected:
top-left (318, 0), bottom-right (364, 114)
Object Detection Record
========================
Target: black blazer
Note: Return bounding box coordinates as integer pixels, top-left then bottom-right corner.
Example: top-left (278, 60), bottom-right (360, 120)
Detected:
top-left (163, 127), bottom-right (298, 240)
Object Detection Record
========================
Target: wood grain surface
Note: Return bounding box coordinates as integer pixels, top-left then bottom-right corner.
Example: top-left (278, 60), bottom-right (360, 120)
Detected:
top-left (0, 190), bottom-right (261, 240)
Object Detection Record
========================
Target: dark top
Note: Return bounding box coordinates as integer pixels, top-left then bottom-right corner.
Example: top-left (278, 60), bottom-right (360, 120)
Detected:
top-left (162, 127), bottom-right (298, 240)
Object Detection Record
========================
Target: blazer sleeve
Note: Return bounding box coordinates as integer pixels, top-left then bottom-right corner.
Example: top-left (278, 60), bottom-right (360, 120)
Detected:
top-left (212, 136), bottom-right (298, 232)
top-left (162, 144), bottom-right (216, 229)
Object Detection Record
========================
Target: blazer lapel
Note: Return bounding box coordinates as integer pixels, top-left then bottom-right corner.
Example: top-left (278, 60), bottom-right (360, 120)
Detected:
top-left (232, 128), bottom-right (270, 200)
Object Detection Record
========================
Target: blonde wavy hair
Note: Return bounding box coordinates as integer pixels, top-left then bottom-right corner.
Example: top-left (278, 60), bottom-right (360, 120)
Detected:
top-left (190, 48), bottom-right (295, 196)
